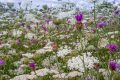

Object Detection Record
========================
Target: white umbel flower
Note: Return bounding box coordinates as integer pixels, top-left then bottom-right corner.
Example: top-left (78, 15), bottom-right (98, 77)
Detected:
top-left (10, 74), bottom-right (36, 80)
top-left (67, 52), bottom-right (99, 72)
top-left (67, 71), bottom-right (82, 78)
top-left (36, 41), bottom-right (53, 54)
top-left (53, 73), bottom-right (68, 79)
top-left (31, 68), bottom-right (49, 76)
top-left (22, 53), bottom-right (33, 58)
top-left (98, 38), bottom-right (109, 48)
top-left (12, 29), bottom-right (22, 37)
top-left (25, 33), bottom-right (37, 39)
top-left (57, 46), bottom-right (72, 58)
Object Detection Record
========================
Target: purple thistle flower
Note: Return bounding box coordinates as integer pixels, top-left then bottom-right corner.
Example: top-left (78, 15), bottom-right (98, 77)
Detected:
top-left (114, 9), bottom-right (120, 14)
top-left (105, 44), bottom-right (119, 52)
top-left (0, 59), bottom-right (5, 65)
top-left (75, 13), bottom-right (83, 22)
top-left (97, 22), bottom-right (106, 28)
top-left (29, 62), bottom-right (36, 70)
top-left (109, 60), bottom-right (119, 70)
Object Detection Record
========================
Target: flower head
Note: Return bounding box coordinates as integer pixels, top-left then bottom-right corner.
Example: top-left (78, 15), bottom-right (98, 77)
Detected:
top-left (97, 22), bottom-right (106, 28)
top-left (114, 9), bottom-right (120, 14)
top-left (0, 59), bottom-right (5, 65)
top-left (105, 44), bottom-right (119, 52)
top-left (75, 13), bottom-right (83, 22)
top-left (29, 62), bottom-right (36, 70)
top-left (109, 60), bottom-right (119, 70)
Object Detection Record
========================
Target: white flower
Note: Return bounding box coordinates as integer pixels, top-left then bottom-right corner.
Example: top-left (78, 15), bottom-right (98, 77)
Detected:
top-left (31, 68), bottom-right (49, 76)
top-left (107, 31), bottom-right (119, 35)
top-left (0, 31), bottom-right (8, 36)
top-left (57, 46), bottom-right (72, 58)
top-left (15, 67), bottom-right (24, 75)
top-left (8, 49), bottom-right (16, 54)
top-left (25, 33), bottom-right (37, 39)
top-left (23, 45), bottom-right (29, 48)
top-left (22, 53), bottom-right (33, 58)
top-left (67, 71), bottom-right (82, 78)
top-left (24, 14), bottom-right (37, 22)
top-left (12, 29), bottom-right (22, 37)
top-left (36, 48), bottom-right (47, 54)
top-left (55, 10), bottom-right (75, 19)
top-left (10, 75), bottom-right (36, 80)
top-left (111, 35), bottom-right (115, 38)
top-left (67, 52), bottom-right (99, 72)
top-left (53, 73), bottom-right (68, 79)
top-left (36, 42), bottom-right (53, 54)
top-left (49, 69), bottom-right (59, 74)
top-left (98, 38), bottom-right (109, 48)
top-left (0, 43), bottom-right (11, 48)
top-left (74, 38), bottom-right (88, 50)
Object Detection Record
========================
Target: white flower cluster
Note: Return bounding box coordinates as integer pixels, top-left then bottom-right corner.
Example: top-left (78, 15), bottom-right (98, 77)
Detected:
top-left (25, 33), bottom-right (37, 39)
top-left (36, 41), bottom-right (53, 54)
top-left (106, 31), bottom-right (119, 39)
top-left (11, 68), bottom-right (59, 80)
top-left (57, 46), bottom-right (72, 58)
top-left (0, 31), bottom-right (8, 36)
top-left (0, 43), bottom-right (11, 49)
top-left (10, 74), bottom-right (36, 80)
top-left (73, 38), bottom-right (88, 50)
top-left (12, 29), bottom-right (22, 37)
top-left (24, 13), bottom-right (38, 22)
top-left (67, 52), bottom-right (99, 72)
top-left (53, 71), bottom-right (82, 79)
top-left (55, 10), bottom-right (75, 19)
top-left (59, 34), bottom-right (71, 39)
top-left (22, 53), bottom-right (33, 58)
top-left (98, 38), bottom-right (109, 48)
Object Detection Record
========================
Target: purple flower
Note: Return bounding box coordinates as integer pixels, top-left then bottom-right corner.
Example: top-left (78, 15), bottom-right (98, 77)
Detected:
top-left (75, 13), bottom-right (83, 22)
top-left (105, 44), bottom-right (119, 52)
top-left (0, 59), bottom-right (5, 65)
top-left (97, 22), bottom-right (106, 28)
top-left (114, 9), bottom-right (120, 14)
top-left (109, 60), bottom-right (119, 70)
top-left (29, 62), bottom-right (36, 70)
top-left (41, 25), bottom-right (48, 32)
top-left (46, 19), bottom-right (50, 24)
